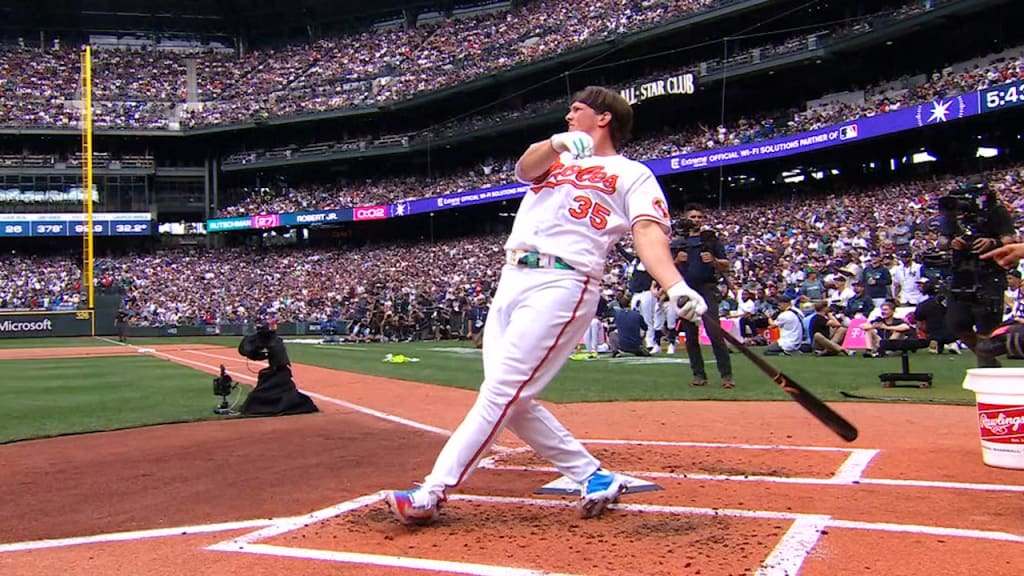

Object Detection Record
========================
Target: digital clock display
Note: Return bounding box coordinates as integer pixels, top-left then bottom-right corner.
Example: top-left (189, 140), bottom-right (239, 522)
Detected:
top-left (982, 82), bottom-right (1024, 111)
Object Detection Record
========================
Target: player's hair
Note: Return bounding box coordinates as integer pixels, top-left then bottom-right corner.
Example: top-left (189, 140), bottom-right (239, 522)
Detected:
top-left (682, 202), bottom-right (704, 213)
top-left (572, 86), bottom-right (633, 150)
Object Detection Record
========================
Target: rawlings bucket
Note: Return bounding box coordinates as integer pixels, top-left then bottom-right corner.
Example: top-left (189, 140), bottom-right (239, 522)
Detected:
top-left (962, 368), bottom-right (1024, 470)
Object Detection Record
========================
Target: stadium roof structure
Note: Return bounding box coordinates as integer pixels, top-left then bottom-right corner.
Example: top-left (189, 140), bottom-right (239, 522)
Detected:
top-left (0, 0), bottom-right (481, 42)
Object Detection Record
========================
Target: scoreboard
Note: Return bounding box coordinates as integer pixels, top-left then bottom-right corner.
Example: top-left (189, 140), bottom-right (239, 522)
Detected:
top-left (0, 213), bottom-right (153, 237)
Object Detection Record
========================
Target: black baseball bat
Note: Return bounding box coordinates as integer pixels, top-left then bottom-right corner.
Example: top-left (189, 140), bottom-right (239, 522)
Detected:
top-left (684, 301), bottom-right (859, 442)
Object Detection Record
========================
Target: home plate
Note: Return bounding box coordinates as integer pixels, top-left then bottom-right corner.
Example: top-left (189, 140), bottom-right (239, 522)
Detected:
top-left (535, 474), bottom-right (662, 495)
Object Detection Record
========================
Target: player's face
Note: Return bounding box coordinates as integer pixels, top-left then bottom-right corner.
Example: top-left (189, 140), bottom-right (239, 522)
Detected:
top-left (565, 102), bottom-right (608, 134)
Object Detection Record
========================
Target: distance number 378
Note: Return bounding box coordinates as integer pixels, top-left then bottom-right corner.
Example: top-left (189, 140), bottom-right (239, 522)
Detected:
top-left (568, 195), bottom-right (610, 230)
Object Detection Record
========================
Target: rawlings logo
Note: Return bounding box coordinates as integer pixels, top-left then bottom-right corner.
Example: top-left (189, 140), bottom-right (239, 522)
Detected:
top-left (532, 161), bottom-right (619, 195)
top-left (979, 410), bottom-right (1024, 437)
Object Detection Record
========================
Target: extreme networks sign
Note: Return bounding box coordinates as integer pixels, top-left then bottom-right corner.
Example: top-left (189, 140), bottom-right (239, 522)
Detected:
top-left (619, 73), bottom-right (696, 105)
top-left (207, 81), bottom-right (1009, 232)
top-left (649, 93), bottom-right (981, 174)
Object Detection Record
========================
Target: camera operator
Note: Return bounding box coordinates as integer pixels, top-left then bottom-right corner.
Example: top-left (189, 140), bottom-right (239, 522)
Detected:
top-left (672, 203), bottom-right (734, 388)
top-left (913, 278), bottom-right (959, 354)
top-left (938, 177), bottom-right (1017, 366)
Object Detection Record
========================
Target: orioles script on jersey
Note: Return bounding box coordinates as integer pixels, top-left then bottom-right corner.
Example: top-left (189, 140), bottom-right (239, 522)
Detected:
top-left (531, 160), bottom-right (619, 195)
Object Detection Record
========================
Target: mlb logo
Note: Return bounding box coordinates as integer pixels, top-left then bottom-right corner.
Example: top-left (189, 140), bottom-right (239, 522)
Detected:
top-left (839, 124), bottom-right (859, 140)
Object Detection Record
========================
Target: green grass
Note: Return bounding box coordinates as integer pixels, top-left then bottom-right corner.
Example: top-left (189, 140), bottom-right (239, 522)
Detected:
top-left (1, 335), bottom-right (996, 444)
top-left (267, 339), bottom-right (993, 404)
top-left (0, 356), bottom-right (249, 444)
top-left (0, 337), bottom-right (122, 349)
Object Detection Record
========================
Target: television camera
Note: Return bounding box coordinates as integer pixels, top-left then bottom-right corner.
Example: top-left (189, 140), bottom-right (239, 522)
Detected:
top-left (212, 364), bottom-right (237, 415)
top-left (937, 176), bottom-right (997, 240)
top-left (670, 217), bottom-right (719, 253)
top-left (936, 177), bottom-right (1005, 298)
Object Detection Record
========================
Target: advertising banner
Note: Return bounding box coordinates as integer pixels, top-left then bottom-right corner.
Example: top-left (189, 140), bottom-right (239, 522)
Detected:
top-left (647, 94), bottom-right (981, 175)
top-left (208, 81), bottom-right (1024, 232)
top-left (0, 310), bottom-right (93, 338)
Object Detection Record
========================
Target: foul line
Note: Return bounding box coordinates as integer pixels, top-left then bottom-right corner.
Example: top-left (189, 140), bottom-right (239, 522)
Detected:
top-left (0, 518), bottom-right (276, 553)
top-left (155, 347), bottom-right (453, 437)
top-left (183, 349), bottom-right (456, 435)
top-left (209, 542), bottom-right (587, 576)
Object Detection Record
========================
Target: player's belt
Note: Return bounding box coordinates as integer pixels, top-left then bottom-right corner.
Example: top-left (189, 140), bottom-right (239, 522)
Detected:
top-left (506, 250), bottom-right (575, 271)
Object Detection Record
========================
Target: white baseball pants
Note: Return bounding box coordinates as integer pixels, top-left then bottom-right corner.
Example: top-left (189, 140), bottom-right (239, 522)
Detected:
top-left (422, 266), bottom-right (602, 494)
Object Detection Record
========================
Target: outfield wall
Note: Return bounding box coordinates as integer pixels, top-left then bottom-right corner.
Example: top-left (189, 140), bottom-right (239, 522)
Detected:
top-left (0, 310), bottom-right (95, 338)
top-left (122, 321), bottom-right (343, 338)
top-left (0, 314), bottom-right (343, 339)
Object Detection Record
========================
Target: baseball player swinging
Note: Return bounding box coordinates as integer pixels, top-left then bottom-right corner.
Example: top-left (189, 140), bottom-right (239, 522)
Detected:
top-left (384, 86), bottom-right (707, 525)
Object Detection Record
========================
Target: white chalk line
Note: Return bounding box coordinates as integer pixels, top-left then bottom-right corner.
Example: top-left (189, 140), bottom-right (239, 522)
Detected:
top-left (26, 339), bottom-right (1018, 574)
top-left (204, 493), bottom-right (1022, 576)
top-left (478, 461), bottom-right (1024, 492)
top-left (6, 490), bottom-right (1021, 556)
top-left (164, 348), bottom-right (454, 437)
top-left (755, 515), bottom-right (831, 576)
top-left (830, 449), bottom-right (880, 483)
top-left (33, 341), bottom-right (1024, 496)
top-left (212, 493), bottom-right (385, 547)
top-left (0, 518), bottom-right (276, 554)
top-left (582, 439), bottom-right (866, 453)
top-left (209, 543), bottom-right (587, 576)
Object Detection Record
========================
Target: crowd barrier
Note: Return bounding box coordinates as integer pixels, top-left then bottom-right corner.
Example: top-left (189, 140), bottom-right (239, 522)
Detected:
top-left (122, 320), bottom-right (348, 338)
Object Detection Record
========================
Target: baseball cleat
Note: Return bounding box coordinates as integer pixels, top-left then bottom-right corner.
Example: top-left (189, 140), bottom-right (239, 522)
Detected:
top-left (384, 488), bottom-right (445, 526)
top-left (579, 469), bottom-right (625, 519)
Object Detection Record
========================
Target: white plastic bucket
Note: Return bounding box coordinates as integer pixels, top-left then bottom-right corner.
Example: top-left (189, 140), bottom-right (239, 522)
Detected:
top-left (962, 368), bottom-right (1024, 470)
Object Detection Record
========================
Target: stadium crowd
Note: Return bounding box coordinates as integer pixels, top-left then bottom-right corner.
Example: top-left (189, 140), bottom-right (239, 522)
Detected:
top-left (0, 0), bottom-right (956, 131)
top-left (6, 164), bottom-right (1024, 335)
top-left (215, 41), bottom-right (1024, 216)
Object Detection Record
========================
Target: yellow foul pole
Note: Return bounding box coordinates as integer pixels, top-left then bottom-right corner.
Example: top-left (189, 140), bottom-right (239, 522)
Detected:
top-left (81, 45), bottom-right (94, 311)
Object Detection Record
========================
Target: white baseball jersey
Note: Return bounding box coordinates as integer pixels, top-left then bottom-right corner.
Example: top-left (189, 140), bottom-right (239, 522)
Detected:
top-left (507, 152), bottom-right (671, 277)
top-left (418, 151), bottom-right (674, 497)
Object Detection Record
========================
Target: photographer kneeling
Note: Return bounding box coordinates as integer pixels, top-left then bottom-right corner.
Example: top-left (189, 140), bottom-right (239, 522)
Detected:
top-left (938, 178), bottom-right (1017, 367)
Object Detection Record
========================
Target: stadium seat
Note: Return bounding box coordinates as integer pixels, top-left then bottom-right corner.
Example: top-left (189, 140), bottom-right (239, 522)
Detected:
top-left (877, 339), bottom-right (933, 388)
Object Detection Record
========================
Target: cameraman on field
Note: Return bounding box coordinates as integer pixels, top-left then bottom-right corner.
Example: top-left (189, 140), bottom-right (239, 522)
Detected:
top-left (938, 177), bottom-right (1017, 366)
top-left (672, 203), bottom-right (734, 388)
